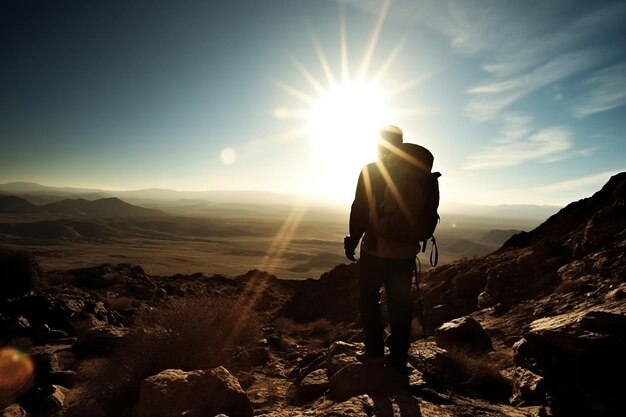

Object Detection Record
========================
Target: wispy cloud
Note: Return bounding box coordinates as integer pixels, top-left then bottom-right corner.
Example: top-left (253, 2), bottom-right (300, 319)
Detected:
top-left (493, 113), bottom-right (533, 144)
top-left (537, 169), bottom-right (625, 193)
top-left (464, 126), bottom-right (573, 170)
top-left (466, 50), bottom-right (605, 122)
top-left (457, 1), bottom-right (624, 121)
top-left (477, 2), bottom-right (625, 77)
top-left (570, 62), bottom-right (626, 118)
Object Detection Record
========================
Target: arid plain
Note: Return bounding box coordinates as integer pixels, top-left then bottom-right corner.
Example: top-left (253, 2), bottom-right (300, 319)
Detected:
top-left (0, 185), bottom-right (558, 279)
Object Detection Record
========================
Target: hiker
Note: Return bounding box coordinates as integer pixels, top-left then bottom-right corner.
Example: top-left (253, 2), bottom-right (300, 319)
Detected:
top-left (344, 125), bottom-right (438, 374)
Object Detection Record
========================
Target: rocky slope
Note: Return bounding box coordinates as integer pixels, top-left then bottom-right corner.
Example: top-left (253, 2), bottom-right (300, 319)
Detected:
top-left (0, 172), bottom-right (624, 417)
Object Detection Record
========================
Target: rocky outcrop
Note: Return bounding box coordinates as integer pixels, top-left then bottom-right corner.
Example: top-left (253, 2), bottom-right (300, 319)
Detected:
top-left (280, 339), bottom-right (538, 417)
top-left (513, 306), bottom-right (626, 416)
top-left (2, 173), bottom-right (624, 417)
top-left (276, 263), bottom-right (359, 323)
top-left (421, 172), bottom-right (626, 329)
top-left (136, 367), bottom-right (253, 417)
top-left (435, 316), bottom-right (492, 355)
top-left (1, 404), bottom-right (28, 417)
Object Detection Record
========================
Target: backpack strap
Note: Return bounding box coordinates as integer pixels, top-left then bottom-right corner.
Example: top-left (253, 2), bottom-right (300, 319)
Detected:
top-left (429, 236), bottom-right (438, 267)
top-left (413, 255), bottom-right (427, 338)
top-left (420, 237), bottom-right (439, 267)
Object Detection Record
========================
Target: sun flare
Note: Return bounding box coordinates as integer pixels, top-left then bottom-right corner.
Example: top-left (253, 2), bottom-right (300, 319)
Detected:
top-left (306, 80), bottom-right (390, 161)
top-left (304, 80), bottom-right (392, 196)
top-left (274, 0), bottom-right (428, 201)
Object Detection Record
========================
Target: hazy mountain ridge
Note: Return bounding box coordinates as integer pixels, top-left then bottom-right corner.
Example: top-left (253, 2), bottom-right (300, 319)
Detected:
top-left (0, 195), bottom-right (161, 217)
top-left (0, 186), bottom-right (546, 277)
top-left (0, 182), bottom-right (320, 208)
top-left (1, 181), bottom-right (563, 221)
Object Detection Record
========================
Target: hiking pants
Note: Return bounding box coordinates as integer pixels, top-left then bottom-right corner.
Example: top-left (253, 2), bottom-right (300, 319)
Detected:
top-left (359, 251), bottom-right (414, 367)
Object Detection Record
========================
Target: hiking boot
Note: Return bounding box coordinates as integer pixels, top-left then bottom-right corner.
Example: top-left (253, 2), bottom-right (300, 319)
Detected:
top-left (385, 356), bottom-right (410, 376)
top-left (356, 352), bottom-right (385, 366)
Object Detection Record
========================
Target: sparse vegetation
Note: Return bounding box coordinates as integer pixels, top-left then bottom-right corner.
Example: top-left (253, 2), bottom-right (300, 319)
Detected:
top-left (273, 317), bottom-right (337, 347)
top-left (72, 298), bottom-right (261, 416)
top-left (0, 247), bottom-right (46, 297)
top-left (442, 348), bottom-right (513, 401)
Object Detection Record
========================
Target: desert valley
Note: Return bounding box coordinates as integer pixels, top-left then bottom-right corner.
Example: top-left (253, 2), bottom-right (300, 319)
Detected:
top-left (0, 182), bottom-right (559, 279)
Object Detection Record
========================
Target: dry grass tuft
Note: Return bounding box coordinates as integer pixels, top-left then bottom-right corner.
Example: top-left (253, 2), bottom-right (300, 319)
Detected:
top-left (273, 317), bottom-right (336, 347)
top-left (443, 347), bottom-right (512, 401)
top-left (72, 297), bottom-right (261, 416)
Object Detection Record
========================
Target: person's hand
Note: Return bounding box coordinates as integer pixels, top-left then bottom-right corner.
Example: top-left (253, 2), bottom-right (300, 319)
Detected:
top-left (344, 235), bottom-right (359, 262)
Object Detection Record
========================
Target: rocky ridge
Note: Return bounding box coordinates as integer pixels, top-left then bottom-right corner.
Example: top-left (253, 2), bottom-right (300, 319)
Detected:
top-left (0, 172), bottom-right (624, 416)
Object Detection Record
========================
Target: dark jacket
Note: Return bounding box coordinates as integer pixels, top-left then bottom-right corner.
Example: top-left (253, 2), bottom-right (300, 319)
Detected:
top-left (349, 161), bottom-right (422, 259)
top-left (349, 162), bottom-right (385, 241)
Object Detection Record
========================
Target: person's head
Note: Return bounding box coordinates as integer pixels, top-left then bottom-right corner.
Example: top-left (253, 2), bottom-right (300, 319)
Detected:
top-left (378, 125), bottom-right (403, 162)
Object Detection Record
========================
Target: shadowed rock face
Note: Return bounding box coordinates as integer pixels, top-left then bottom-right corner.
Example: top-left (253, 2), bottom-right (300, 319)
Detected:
top-left (501, 172), bottom-right (626, 254)
top-left (275, 262), bottom-right (360, 324)
top-left (420, 172), bottom-right (626, 328)
top-left (416, 172), bottom-right (626, 415)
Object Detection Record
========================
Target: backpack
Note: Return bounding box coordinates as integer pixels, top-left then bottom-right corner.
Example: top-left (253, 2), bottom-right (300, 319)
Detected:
top-left (372, 143), bottom-right (441, 263)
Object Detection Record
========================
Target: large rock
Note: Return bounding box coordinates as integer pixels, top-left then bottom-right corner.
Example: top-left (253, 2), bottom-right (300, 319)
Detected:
top-left (276, 263), bottom-right (360, 323)
top-left (510, 368), bottom-right (545, 406)
top-left (517, 307), bottom-right (626, 416)
top-left (326, 341), bottom-right (361, 376)
top-left (1, 404), bottom-right (28, 417)
top-left (136, 367), bottom-right (253, 417)
top-left (40, 384), bottom-right (69, 416)
top-left (435, 316), bottom-right (492, 355)
top-left (75, 325), bottom-right (128, 354)
top-left (287, 368), bottom-right (329, 405)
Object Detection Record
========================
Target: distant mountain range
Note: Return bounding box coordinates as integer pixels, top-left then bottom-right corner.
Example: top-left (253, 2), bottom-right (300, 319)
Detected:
top-left (0, 182), bottom-right (563, 221)
top-left (0, 195), bottom-right (161, 217)
top-left (440, 202), bottom-right (562, 221)
top-left (0, 182), bottom-right (315, 207)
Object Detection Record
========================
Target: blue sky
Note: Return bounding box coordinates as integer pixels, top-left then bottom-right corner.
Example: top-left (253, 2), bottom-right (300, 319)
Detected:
top-left (1, 0), bottom-right (624, 206)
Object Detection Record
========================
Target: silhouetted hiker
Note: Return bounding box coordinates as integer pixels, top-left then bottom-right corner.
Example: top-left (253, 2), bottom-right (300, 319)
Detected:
top-left (344, 125), bottom-right (440, 376)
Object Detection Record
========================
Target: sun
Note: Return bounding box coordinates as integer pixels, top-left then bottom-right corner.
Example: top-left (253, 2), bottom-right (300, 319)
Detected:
top-left (274, 0), bottom-right (428, 201)
top-left (306, 80), bottom-right (391, 160)
top-left (305, 79), bottom-right (391, 188)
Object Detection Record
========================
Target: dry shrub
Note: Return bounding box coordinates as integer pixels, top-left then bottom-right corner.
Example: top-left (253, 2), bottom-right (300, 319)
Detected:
top-left (74, 297), bottom-right (261, 416)
top-left (0, 248), bottom-right (46, 297)
top-left (273, 317), bottom-right (336, 347)
top-left (443, 347), bottom-right (512, 401)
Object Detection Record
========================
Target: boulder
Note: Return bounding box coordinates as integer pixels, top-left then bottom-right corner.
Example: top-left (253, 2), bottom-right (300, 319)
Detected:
top-left (326, 341), bottom-right (361, 376)
top-left (40, 384), bottom-right (69, 415)
top-left (510, 367), bottom-right (545, 406)
top-left (518, 308), bottom-right (626, 416)
top-left (287, 350), bottom-right (326, 385)
top-left (1, 404), bottom-right (28, 417)
top-left (75, 325), bottom-right (128, 354)
top-left (287, 368), bottom-right (328, 405)
top-left (435, 316), bottom-right (492, 355)
top-left (136, 367), bottom-right (253, 417)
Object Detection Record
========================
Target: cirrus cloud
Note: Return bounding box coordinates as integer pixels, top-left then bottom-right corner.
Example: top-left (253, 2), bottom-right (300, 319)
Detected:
top-left (464, 126), bottom-right (573, 170)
